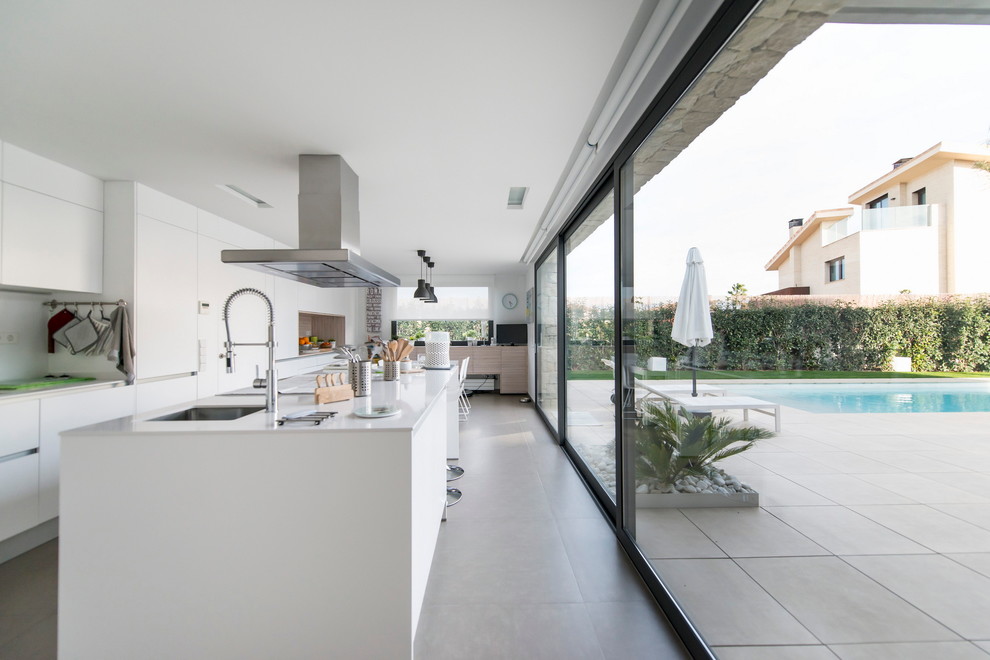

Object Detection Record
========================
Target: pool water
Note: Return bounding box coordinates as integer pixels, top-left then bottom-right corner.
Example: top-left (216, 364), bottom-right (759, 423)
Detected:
top-left (727, 382), bottom-right (990, 413)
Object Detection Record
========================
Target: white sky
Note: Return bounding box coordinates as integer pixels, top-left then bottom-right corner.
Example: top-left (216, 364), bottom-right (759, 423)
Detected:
top-left (566, 22), bottom-right (990, 300)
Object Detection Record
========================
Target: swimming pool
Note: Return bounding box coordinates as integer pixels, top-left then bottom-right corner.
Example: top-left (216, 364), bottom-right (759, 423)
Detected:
top-left (726, 381), bottom-right (990, 413)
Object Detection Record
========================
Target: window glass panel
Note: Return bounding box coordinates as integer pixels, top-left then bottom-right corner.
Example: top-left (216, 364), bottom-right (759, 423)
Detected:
top-left (536, 249), bottom-right (559, 430)
top-left (608, 11), bottom-right (990, 654)
top-left (565, 191), bottom-right (615, 500)
top-left (395, 286), bottom-right (490, 320)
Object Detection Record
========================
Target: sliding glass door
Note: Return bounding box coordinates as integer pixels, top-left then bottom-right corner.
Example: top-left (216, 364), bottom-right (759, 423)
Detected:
top-left (564, 191), bottom-right (616, 501)
top-left (535, 248), bottom-right (559, 431)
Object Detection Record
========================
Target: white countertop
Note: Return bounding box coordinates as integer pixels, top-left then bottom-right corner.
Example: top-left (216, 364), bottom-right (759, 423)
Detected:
top-left (63, 367), bottom-right (459, 436)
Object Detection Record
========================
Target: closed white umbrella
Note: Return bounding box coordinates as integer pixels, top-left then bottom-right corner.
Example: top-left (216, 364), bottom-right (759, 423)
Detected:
top-left (672, 247), bottom-right (714, 396)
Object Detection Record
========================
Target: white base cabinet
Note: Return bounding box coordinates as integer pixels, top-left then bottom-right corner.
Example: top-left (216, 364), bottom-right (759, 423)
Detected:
top-left (0, 453), bottom-right (40, 541)
top-left (0, 399), bottom-right (40, 541)
top-left (38, 386), bottom-right (135, 520)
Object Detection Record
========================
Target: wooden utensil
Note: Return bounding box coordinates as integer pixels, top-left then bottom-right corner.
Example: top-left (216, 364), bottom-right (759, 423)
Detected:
top-left (398, 344), bottom-right (414, 361)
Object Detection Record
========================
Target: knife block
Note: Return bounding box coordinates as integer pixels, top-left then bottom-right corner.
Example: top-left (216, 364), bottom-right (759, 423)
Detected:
top-left (315, 385), bottom-right (353, 404)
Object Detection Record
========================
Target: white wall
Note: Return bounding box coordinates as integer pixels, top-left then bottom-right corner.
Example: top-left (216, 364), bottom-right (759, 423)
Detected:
top-left (493, 273), bottom-right (527, 325)
top-left (950, 163), bottom-right (990, 294)
top-left (0, 290), bottom-right (50, 381)
top-left (859, 225), bottom-right (939, 295)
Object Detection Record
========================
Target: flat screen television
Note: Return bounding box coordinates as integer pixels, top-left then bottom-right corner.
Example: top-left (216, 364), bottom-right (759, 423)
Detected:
top-left (496, 323), bottom-right (527, 346)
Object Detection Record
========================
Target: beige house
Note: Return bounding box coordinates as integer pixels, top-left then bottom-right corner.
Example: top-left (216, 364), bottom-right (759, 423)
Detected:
top-left (766, 142), bottom-right (990, 295)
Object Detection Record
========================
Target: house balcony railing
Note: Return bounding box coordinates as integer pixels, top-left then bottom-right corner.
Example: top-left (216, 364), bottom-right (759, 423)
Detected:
top-left (822, 215), bottom-right (858, 245)
top-left (862, 204), bottom-right (935, 231)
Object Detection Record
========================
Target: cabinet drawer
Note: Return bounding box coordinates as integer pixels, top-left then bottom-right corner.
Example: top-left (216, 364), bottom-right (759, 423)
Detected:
top-left (0, 399), bottom-right (40, 456)
top-left (0, 452), bottom-right (40, 541)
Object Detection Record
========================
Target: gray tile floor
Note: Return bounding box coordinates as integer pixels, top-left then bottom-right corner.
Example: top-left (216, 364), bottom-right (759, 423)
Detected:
top-left (0, 394), bottom-right (688, 660)
top-left (415, 393), bottom-right (688, 659)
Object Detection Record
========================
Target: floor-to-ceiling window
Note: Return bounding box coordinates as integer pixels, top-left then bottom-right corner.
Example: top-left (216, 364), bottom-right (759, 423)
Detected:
top-left (536, 3), bottom-right (990, 657)
top-left (564, 191), bottom-right (617, 500)
top-left (536, 249), bottom-right (559, 431)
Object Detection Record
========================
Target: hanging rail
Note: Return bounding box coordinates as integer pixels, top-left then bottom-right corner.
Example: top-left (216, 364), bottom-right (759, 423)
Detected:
top-left (42, 299), bottom-right (127, 310)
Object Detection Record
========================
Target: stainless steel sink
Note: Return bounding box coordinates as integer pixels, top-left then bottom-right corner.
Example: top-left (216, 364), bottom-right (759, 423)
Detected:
top-left (149, 406), bottom-right (265, 422)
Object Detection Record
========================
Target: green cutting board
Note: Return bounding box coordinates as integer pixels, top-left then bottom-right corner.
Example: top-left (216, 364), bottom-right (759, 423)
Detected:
top-left (0, 377), bottom-right (97, 390)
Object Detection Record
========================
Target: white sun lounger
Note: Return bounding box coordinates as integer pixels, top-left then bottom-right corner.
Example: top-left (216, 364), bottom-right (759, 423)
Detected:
top-left (635, 380), bottom-right (727, 399)
top-left (665, 394), bottom-right (781, 432)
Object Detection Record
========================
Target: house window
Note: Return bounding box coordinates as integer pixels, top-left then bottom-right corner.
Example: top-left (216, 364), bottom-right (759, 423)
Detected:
top-left (827, 256), bottom-right (845, 282)
top-left (913, 187), bottom-right (927, 205)
top-left (867, 195), bottom-right (889, 209)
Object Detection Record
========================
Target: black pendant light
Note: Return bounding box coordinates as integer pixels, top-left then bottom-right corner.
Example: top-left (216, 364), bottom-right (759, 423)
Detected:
top-left (413, 249), bottom-right (430, 299)
top-left (424, 261), bottom-right (438, 303)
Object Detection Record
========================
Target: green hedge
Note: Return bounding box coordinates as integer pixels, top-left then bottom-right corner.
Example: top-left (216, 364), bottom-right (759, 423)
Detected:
top-left (567, 298), bottom-right (990, 373)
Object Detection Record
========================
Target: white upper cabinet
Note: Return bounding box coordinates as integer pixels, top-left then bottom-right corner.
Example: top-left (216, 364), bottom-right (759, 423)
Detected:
top-left (1, 184), bottom-right (103, 292)
top-left (136, 184), bottom-right (196, 231)
top-left (135, 214), bottom-right (198, 378)
top-left (2, 143), bottom-right (103, 211)
top-left (0, 144), bottom-right (104, 293)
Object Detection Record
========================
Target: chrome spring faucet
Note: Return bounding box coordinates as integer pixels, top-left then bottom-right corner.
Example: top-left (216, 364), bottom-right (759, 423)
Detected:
top-left (222, 288), bottom-right (277, 416)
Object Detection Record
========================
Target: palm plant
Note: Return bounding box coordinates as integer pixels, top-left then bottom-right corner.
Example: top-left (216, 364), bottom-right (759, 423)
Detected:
top-left (633, 400), bottom-right (773, 488)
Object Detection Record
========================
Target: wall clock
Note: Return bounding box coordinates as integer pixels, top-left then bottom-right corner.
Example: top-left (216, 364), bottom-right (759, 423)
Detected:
top-left (501, 293), bottom-right (518, 310)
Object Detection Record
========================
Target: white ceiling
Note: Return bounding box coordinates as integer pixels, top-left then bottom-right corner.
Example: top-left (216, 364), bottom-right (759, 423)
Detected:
top-left (0, 0), bottom-right (649, 277)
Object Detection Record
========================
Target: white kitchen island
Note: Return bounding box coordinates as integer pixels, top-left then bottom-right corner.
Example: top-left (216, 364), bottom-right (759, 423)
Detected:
top-left (58, 367), bottom-right (458, 660)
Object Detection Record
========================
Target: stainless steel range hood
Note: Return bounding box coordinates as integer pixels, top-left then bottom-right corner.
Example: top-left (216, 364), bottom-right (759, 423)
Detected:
top-left (221, 155), bottom-right (400, 288)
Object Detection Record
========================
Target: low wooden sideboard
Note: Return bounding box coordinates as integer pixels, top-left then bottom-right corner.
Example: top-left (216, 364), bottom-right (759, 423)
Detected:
top-left (410, 345), bottom-right (528, 394)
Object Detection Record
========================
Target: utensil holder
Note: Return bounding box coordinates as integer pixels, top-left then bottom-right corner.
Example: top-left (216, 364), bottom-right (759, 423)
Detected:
top-left (350, 361), bottom-right (372, 397)
top-left (383, 361), bottom-right (400, 381)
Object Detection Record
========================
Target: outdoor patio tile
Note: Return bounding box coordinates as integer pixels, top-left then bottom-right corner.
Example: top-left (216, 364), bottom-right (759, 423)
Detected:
top-left (766, 506), bottom-right (929, 555)
top-left (763, 436), bottom-right (842, 453)
top-left (784, 425), bottom-right (857, 442)
top-left (923, 453), bottom-right (990, 472)
top-left (633, 509), bottom-right (727, 559)
top-left (856, 474), bottom-right (990, 504)
top-left (828, 641), bottom-right (990, 660)
top-left (926, 474), bottom-right (990, 498)
top-left (844, 554), bottom-right (990, 639)
top-left (743, 452), bottom-right (842, 475)
top-left (820, 435), bottom-right (943, 453)
top-left (914, 437), bottom-right (990, 454)
top-left (849, 505), bottom-right (990, 553)
top-left (785, 474), bottom-right (913, 506)
top-left (736, 557), bottom-right (958, 644)
top-left (803, 451), bottom-right (904, 474)
top-left (931, 503), bottom-right (990, 531)
top-left (733, 474), bottom-right (835, 506)
top-left (853, 451), bottom-right (970, 473)
top-left (712, 645), bottom-right (839, 659)
top-left (681, 508), bottom-right (829, 557)
top-left (946, 553), bottom-right (990, 579)
top-left (714, 455), bottom-right (774, 477)
top-left (650, 559), bottom-right (818, 646)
